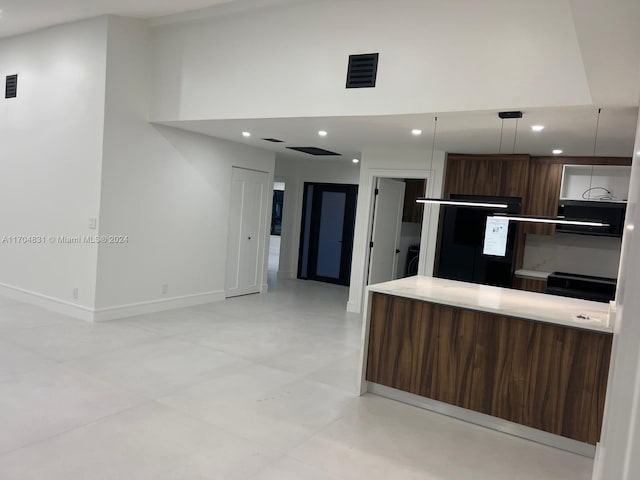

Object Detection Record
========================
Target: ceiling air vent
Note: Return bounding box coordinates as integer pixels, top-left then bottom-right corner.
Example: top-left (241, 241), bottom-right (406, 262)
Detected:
top-left (262, 138), bottom-right (285, 143)
top-left (286, 147), bottom-right (342, 156)
top-left (346, 53), bottom-right (379, 89)
top-left (498, 111), bottom-right (523, 119)
top-left (5, 74), bottom-right (17, 99)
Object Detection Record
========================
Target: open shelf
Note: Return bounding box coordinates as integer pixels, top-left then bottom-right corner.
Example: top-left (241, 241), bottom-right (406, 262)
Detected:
top-left (560, 165), bottom-right (631, 202)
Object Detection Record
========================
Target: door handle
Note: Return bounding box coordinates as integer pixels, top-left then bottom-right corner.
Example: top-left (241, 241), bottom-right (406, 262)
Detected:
top-left (395, 249), bottom-right (401, 254)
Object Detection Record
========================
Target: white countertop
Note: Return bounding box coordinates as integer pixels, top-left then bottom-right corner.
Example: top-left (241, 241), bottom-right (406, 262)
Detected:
top-left (514, 269), bottom-right (551, 280)
top-left (367, 276), bottom-right (612, 333)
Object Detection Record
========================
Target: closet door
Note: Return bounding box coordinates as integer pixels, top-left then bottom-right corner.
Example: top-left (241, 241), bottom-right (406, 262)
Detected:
top-left (226, 167), bottom-right (269, 297)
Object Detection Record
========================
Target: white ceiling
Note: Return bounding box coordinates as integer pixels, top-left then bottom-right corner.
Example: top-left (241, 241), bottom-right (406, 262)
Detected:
top-left (0, 0), bottom-right (303, 38)
top-left (3, 0), bottom-right (639, 163)
top-left (158, 106), bottom-right (639, 163)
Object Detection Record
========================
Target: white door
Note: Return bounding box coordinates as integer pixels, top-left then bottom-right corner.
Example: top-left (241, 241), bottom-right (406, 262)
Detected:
top-left (368, 178), bottom-right (405, 285)
top-left (226, 167), bottom-right (269, 298)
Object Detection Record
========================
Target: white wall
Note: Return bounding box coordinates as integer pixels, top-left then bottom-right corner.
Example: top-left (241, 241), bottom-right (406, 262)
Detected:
top-left (0, 18), bottom-right (108, 317)
top-left (523, 233), bottom-right (621, 278)
top-left (347, 149), bottom-right (445, 314)
top-left (94, 17), bottom-right (275, 319)
top-left (274, 155), bottom-right (360, 280)
top-left (594, 108), bottom-right (640, 479)
top-left (151, 0), bottom-right (591, 122)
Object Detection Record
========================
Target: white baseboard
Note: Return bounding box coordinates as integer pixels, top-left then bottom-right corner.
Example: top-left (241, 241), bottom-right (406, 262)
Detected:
top-left (93, 290), bottom-right (225, 322)
top-left (277, 270), bottom-right (296, 280)
top-left (346, 301), bottom-right (361, 314)
top-left (0, 283), bottom-right (225, 322)
top-left (0, 282), bottom-right (94, 321)
top-left (591, 442), bottom-right (603, 480)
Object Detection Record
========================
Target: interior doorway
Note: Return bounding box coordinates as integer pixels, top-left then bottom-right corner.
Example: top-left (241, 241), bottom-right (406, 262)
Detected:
top-left (367, 177), bottom-right (426, 285)
top-left (298, 182), bottom-right (358, 286)
top-left (268, 181), bottom-right (285, 274)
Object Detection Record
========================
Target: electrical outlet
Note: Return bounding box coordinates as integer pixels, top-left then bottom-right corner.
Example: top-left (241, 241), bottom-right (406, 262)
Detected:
top-left (161, 283), bottom-right (169, 295)
top-left (89, 217), bottom-right (97, 230)
top-left (72, 288), bottom-right (79, 300)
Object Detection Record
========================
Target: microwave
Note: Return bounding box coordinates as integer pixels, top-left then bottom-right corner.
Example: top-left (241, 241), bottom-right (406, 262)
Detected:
top-left (557, 200), bottom-right (627, 237)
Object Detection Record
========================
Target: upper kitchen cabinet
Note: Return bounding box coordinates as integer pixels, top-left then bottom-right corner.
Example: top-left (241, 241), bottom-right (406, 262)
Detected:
top-left (523, 157), bottom-right (632, 235)
top-left (523, 158), bottom-right (563, 235)
top-left (444, 154), bottom-right (530, 199)
top-left (560, 165), bottom-right (631, 201)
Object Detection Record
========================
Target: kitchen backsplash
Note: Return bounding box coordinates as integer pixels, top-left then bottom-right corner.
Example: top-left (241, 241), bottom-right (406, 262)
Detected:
top-left (523, 233), bottom-right (622, 278)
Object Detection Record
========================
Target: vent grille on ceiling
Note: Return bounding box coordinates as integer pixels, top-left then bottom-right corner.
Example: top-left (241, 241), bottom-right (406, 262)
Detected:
top-left (262, 138), bottom-right (285, 143)
top-left (286, 147), bottom-right (342, 156)
top-left (5, 74), bottom-right (17, 99)
top-left (346, 53), bottom-right (379, 89)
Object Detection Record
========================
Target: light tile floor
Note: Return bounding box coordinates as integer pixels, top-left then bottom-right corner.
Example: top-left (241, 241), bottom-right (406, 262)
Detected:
top-left (0, 275), bottom-right (594, 479)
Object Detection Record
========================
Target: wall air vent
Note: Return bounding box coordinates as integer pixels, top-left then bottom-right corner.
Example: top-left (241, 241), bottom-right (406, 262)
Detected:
top-left (262, 138), bottom-right (285, 143)
top-left (286, 147), bottom-right (342, 156)
top-left (5, 74), bottom-right (18, 99)
top-left (346, 53), bottom-right (379, 89)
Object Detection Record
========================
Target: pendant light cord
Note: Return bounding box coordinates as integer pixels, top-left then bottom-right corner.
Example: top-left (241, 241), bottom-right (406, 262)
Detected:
top-left (430, 116), bottom-right (438, 173)
top-left (512, 118), bottom-right (519, 154)
top-left (592, 108), bottom-right (602, 157)
top-left (588, 108), bottom-right (602, 200)
top-left (499, 119), bottom-right (504, 154)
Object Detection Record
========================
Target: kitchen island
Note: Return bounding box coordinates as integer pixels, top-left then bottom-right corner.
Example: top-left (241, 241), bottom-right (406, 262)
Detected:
top-left (358, 276), bottom-right (613, 456)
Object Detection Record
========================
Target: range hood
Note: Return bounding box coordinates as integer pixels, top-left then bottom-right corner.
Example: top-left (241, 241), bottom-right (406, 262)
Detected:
top-left (556, 200), bottom-right (627, 237)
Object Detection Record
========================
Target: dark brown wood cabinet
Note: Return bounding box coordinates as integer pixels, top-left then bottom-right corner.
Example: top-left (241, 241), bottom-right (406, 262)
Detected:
top-left (366, 293), bottom-right (613, 445)
top-left (441, 154), bottom-right (632, 273)
top-left (523, 158), bottom-right (563, 235)
top-left (445, 154), bottom-right (631, 232)
top-left (443, 154), bottom-right (530, 199)
top-left (512, 276), bottom-right (547, 293)
top-left (521, 156), bottom-right (631, 236)
top-left (402, 179), bottom-right (426, 223)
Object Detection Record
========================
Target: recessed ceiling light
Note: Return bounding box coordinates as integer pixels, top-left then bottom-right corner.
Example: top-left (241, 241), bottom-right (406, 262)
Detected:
top-left (242, 131), bottom-right (251, 137)
top-left (352, 158), bottom-right (359, 164)
top-left (552, 149), bottom-right (563, 155)
top-left (531, 125), bottom-right (545, 132)
top-left (411, 129), bottom-right (422, 136)
top-left (318, 130), bottom-right (328, 137)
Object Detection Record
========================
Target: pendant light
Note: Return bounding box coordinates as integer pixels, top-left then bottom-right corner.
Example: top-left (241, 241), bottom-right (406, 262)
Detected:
top-left (491, 107), bottom-right (609, 228)
top-left (489, 213), bottom-right (608, 227)
top-left (416, 116), bottom-right (509, 209)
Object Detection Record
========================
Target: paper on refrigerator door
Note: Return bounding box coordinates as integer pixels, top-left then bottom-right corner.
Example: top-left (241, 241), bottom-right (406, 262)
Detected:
top-left (483, 217), bottom-right (509, 257)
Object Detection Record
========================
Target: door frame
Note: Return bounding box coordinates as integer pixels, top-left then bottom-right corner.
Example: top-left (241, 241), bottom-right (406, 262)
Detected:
top-left (347, 167), bottom-right (441, 315)
top-left (367, 177), bottom-right (406, 285)
top-left (297, 182), bottom-right (358, 286)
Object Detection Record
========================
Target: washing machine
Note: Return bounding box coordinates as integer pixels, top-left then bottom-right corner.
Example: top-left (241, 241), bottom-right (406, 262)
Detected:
top-left (405, 245), bottom-right (420, 277)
